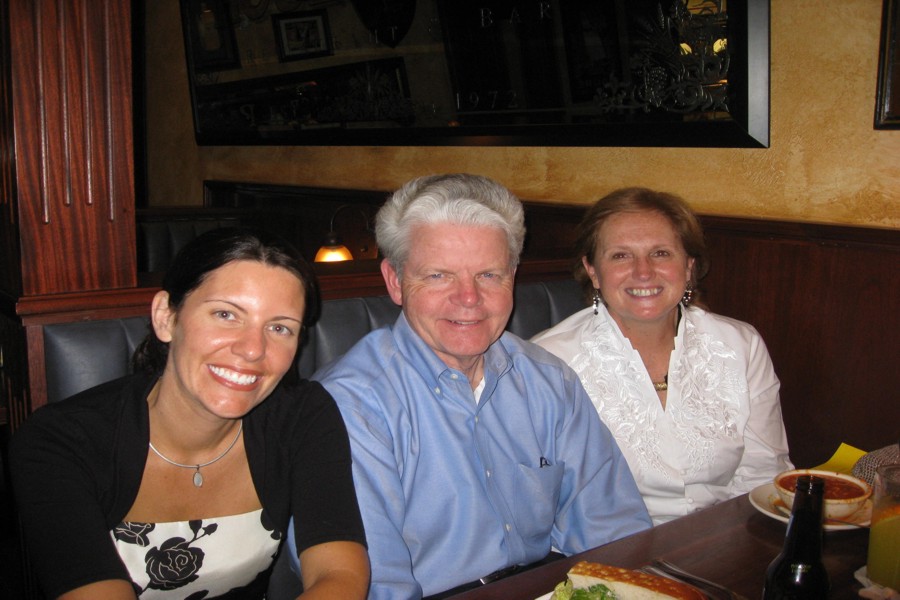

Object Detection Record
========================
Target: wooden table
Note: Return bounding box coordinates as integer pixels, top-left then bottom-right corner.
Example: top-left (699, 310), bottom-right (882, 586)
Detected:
top-left (448, 494), bottom-right (868, 599)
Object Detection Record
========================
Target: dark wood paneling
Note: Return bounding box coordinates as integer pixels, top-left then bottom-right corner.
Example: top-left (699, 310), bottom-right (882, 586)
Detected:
top-left (8, 0), bottom-right (135, 296)
top-left (0, 311), bottom-right (28, 429)
top-left (204, 180), bottom-right (386, 263)
top-left (699, 216), bottom-right (900, 467)
top-left (520, 201), bottom-right (585, 260)
top-left (202, 180), bottom-right (588, 263)
top-left (0, 0), bottom-right (21, 297)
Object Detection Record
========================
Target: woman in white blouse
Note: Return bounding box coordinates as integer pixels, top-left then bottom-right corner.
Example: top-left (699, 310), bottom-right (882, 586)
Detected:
top-left (532, 188), bottom-right (793, 525)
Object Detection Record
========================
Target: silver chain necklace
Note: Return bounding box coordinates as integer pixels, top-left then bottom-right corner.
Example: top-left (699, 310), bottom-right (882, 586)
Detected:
top-left (149, 421), bottom-right (243, 488)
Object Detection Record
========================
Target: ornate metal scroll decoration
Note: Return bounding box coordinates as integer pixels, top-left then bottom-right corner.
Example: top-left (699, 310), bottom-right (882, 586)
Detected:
top-left (317, 62), bottom-right (416, 124)
top-left (593, 0), bottom-right (730, 116)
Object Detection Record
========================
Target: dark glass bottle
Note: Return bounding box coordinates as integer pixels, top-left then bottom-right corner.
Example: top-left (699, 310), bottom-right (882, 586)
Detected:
top-left (762, 475), bottom-right (830, 599)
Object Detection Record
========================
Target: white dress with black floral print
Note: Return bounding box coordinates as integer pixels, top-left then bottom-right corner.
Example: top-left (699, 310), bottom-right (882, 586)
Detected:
top-left (111, 509), bottom-right (281, 598)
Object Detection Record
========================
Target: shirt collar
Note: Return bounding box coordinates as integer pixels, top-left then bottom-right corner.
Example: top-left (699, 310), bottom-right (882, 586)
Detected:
top-left (392, 312), bottom-right (514, 394)
top-left (592, 302), bottom-right (692, 348)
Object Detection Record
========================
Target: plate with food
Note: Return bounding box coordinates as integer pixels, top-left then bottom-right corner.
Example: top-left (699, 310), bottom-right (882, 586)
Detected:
top-left (748, 480), bottom-right (871, 531)
top-left (535, 561), bottom-right (707, 599)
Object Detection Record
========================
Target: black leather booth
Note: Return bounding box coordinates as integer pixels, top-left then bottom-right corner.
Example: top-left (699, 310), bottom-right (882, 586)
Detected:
top-left (37, 278), bottom-right (583, 597)
top-left (42, 280), bottom-right (582, 404)
top-left (136, 211), bottom-right (245, 273)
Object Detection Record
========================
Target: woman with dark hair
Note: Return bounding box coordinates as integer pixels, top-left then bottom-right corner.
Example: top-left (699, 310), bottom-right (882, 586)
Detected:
top-left (11, 228), bottom-right (369, 599)
top-left (532, 188), bottom-right (793, 525)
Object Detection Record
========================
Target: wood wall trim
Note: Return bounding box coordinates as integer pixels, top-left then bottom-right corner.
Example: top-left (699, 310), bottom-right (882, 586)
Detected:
top-left (700, 214), bottom-right (900, 250)
top-left (24, 325), bottom-right (47, 416)
top-left (16, 288), bottom-right (157, 326)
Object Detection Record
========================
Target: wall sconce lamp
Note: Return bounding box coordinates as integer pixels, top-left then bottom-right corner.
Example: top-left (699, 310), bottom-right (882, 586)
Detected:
top-left (314, 204), bottom-right (373, 262)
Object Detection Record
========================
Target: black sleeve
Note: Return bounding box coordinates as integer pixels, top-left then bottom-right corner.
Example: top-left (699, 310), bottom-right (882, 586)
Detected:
top-left (251, 380), bottom-right (367, 555)
top-left (9, 401), bottom-right (132, 598)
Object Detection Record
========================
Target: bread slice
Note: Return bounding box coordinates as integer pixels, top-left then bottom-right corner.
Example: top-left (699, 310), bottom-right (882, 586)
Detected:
top-left (556, 561), bottom-right (706, 599)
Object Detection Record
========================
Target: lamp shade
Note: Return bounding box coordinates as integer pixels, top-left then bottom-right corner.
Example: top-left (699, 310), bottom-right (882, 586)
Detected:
top-left (315, 205), bottom-right (376, 262)
top-left (314, 230), bottom-right (353, 262)
top-left (315, 243), bottom-right (353, 262)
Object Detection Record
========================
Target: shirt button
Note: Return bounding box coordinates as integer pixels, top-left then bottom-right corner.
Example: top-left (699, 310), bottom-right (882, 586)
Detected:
top-left (486, 470), bottom-right (492, 478)
top-left (505, 523), bottom-right (511, 532)
top-left (434, 387), bottom-right (441, 394)
top-left (687, 498), bottom-right (694, 504)
top-left (451, 373), bottom-right (459, 380)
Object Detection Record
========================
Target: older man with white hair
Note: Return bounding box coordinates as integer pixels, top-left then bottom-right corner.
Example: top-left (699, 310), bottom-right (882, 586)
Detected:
top-left (290, 173), bottom-right (650, 599)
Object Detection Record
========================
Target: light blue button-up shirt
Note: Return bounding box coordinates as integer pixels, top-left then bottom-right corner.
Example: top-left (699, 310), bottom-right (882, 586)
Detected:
top-left (289, 314), bottom-right (650, 598)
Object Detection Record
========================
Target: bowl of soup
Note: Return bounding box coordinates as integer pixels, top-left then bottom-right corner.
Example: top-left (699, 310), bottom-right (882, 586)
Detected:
top-left (774, 469), bottom-right (872, 520)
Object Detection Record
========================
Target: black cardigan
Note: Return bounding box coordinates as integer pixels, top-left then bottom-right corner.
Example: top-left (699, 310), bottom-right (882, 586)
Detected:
top-left (10, 372), bottom-right (366, 598)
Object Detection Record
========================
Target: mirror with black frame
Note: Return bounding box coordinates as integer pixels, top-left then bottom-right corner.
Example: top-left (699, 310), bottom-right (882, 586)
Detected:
top-left (179, 0), bottom-right (769, 147)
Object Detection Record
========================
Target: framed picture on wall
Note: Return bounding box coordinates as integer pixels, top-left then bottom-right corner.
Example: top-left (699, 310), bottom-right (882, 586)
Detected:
top-left (875, 0), bottom-right (900, 128)
top-left (273, 10), bottom-right (333, 62)
top-left (179, 0), bottom-right (241, 73)
top-left (185, 1), bottom-right (771, 147)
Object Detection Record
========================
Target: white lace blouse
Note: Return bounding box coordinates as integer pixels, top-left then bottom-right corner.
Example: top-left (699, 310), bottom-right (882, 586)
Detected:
top-left (532, 304), bottom-right (793, 525)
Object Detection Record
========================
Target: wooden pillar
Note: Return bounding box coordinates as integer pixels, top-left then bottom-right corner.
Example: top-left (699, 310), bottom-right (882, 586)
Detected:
top-left (0, 0), bottom-right (135, 429)
top-left (3, 0), bottom-right (135, 299)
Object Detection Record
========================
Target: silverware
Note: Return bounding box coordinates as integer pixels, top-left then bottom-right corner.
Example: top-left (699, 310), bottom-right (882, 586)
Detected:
top-left (640, 559), bottom-right (749, 600)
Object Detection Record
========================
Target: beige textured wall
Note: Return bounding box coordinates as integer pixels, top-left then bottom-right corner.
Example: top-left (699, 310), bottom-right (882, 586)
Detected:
top-left (146, 0), bottom-right (899, 228)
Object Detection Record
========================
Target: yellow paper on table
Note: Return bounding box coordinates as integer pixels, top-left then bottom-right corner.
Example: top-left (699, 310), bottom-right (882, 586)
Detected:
top-left (813, 442), bottom-right (867, 474)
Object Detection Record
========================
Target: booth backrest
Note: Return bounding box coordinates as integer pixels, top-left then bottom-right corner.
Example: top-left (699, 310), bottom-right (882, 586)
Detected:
top-left (136, 211), bottom-right (246, 273)
top-left (41, 279), bottom-right (583, 404)
top-left (43, 317), bottom-right (150, 406)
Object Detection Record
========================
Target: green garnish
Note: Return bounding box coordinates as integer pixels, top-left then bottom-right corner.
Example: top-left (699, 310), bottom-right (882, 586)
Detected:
top-left (550, 579), bottom-right (618, 600)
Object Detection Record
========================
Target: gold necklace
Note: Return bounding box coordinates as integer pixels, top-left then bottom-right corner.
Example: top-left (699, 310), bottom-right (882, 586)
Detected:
top-left (149, 421), bottom-right (243, 488)
top-left (653, 375), bottom-right (668, 392)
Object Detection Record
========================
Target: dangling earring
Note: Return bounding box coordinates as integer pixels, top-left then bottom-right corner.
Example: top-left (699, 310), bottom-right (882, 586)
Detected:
top-left (592, 289), bottom-right (601, 315)
top-left (681, 282), bottom-right (694, 307)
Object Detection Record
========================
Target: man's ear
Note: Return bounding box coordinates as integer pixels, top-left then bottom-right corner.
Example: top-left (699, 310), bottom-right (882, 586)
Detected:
top-left (380, 259), bottom-right (403, 307)
top-left (150, 291), bottom-right (175, 343)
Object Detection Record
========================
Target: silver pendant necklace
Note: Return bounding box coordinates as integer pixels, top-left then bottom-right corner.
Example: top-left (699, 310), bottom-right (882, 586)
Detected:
top-left (149, 421), bottom-right (243, 487)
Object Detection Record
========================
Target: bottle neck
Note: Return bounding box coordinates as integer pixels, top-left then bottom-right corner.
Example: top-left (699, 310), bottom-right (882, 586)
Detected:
top-left (781, 479), bottom-right (825, 561)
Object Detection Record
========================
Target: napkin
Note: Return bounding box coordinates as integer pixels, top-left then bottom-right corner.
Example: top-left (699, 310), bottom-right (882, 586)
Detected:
top-left (853, 443), bottom-right (900, 485)
top-left (854, 566), bottom-right (900, 599)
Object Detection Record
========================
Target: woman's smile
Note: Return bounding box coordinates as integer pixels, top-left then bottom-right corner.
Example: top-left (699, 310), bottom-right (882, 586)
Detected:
top-left (208, 364), bottom-right (261, 389)
top-left (626, 286), bottom-right (663, 298)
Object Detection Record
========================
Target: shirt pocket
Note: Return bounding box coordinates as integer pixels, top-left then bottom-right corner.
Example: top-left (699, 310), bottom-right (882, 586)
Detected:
top-left (512, 462), bottom-right (565, 544)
